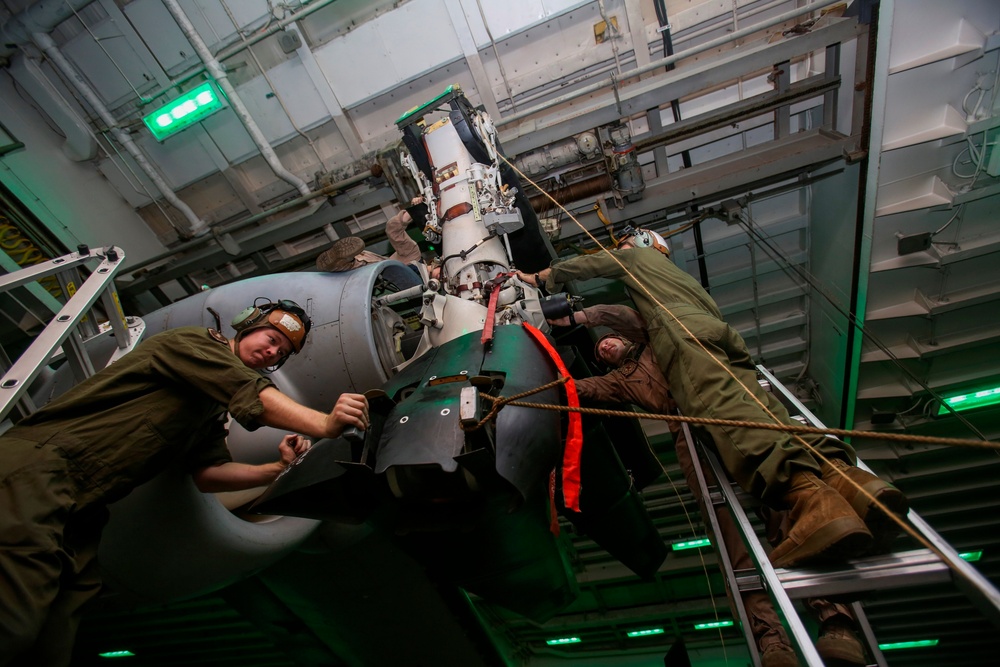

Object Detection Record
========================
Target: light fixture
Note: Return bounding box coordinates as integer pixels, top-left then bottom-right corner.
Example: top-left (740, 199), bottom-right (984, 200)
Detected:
top-left (878, 639), bottom-right (939, 651)
top-left (545, 637), bottom-right (581, 645)
top-left (959, 550), bottom-right (983, 562)
top-left (936, 383), bottom-right (1000, 416)
top-left (694, 620), bottom-right (734, 630)
top-left (396, 83), bottom-right (457, 125)
top-left (142, 81), bottom-right (226, 141)
top-left (672, 537), bottom-right (712, 551)
top-left (627, 628), bottom-right (664, 637)
top-left (98, 650), bottom-right (135, 658)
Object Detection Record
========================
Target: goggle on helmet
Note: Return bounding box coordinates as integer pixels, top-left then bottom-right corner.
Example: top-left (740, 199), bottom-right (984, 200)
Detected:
top-left (617, 225), bottom-right (671, 257)
top-left (232, 298), bottom-right (312, 357)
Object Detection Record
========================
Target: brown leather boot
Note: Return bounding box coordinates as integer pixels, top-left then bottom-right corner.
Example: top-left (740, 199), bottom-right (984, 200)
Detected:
top-left (761, 642), bottom-right (801, 667)
top-left (816, 617), bottom-right (867, 667)
top-left (821, 459), bottom-right (909, 553)
top-left (747, 592), bottom-right (802, 667)
top-left (316, 236), bottom-right (365, 272)
top-left (769, 472), bottom-right (872, 568)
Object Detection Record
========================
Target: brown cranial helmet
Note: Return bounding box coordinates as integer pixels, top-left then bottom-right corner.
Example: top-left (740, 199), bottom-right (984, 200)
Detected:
top-left (231, 299), bottom-right (312, 369)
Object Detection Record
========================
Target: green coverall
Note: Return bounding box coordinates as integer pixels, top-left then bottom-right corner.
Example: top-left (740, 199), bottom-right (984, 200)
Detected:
top-left (0, 326), bottom-right (274, 666)
top-left (545, 246), bottom-right (855, 505)
top-left (571, 303), bottom-right (855, 656)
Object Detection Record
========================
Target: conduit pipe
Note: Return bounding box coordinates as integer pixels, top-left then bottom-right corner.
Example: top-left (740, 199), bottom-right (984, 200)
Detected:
top-left (162, 0), bottom-right (312, 198)
top-left (0, 0), bottom-right (96, 61)
top-left (495, 0), bottom-right (845, 128)
top-left (31, 32), bottom-right (209, 237)
top-left (142, 0), bottom-right (341, 108)
top-left (127, 169), bottom-right (373, 275)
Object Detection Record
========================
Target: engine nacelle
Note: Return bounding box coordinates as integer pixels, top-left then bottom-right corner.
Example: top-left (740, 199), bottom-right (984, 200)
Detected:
top-left (89, 263), bottom-right (422, 602)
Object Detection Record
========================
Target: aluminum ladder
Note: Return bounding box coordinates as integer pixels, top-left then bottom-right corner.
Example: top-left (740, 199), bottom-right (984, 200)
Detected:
top-left (678, 365), bottom-right (1000, 666)
top-left (0, 245), bottom-right (143, 424)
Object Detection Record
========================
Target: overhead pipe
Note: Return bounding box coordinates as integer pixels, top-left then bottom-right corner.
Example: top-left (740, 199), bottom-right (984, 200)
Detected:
top-left (162, 0), bottom-right (312, 198)
top-left (141, 0), bottom-right (341, 108)
top-left (0, 0), bottom-right (96, 61)
top-left (495, 0), bottom-right (845, 128)
top-left (528, 174), bottom-right (613, 212)
top-left (126, 168), bottom-right (374, 275)
top-left (31, 32), bottom-right (209, 238)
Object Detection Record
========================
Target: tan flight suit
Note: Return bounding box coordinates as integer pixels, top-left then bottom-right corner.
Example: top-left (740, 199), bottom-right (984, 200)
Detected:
top-left (0, 326), bottom-right (274, 666)
top-left (572, 304), bottom-right (851, 655)
top-left (546, 246), bottom-right (855, 504)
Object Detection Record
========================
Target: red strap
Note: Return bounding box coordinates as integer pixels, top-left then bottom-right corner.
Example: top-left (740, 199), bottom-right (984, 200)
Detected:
top-left (481, 273), bottom-right (513, 347)
top-left (481, 282), bottom-right (502, 346)
top-left (522, 322), bottom-right (583, 512)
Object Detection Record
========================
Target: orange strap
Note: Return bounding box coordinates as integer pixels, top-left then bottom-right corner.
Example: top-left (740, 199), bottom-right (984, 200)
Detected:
top-left (522, 322), bottom-right (583, 512)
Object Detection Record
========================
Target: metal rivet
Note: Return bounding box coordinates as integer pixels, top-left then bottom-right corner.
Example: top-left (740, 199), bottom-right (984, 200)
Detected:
top-left (440, 408), bottom-right (450, 416)
top-left (460, 370), bottom-right (468, 375)
top-left (399, 416), bottom-right (409, 424)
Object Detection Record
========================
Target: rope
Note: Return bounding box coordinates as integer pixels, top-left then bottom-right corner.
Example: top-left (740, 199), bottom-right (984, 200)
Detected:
top-left (459, 377), bottom-right (568, 432)
top-left (466, 394), bottom-right (1000, 450)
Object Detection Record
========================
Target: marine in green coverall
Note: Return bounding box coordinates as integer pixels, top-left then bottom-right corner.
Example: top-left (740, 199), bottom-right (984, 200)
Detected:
top-left (0, 300), bottom-right (369, 666)
top-left (550, 303), bottom-right (868, 667)
top-left (518, 229), bottom-right (907, 569)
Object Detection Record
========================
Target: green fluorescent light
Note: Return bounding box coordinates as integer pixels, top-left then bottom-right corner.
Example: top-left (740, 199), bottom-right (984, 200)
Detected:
top-left (98, 650), bottom-right (135, 658)
top-left (694, 620), bottom-right (734, 630)
top-left (878, 639), bottom-right (939, 651)
top-left (672, 537), bottom-right (712, 551)
top-left (545, 636), bottom-right (581, 645)
top-left (627, 628), bottom-right (664, 637)
top-left (959, 550), bottom-right (984, 562)
top-left (937, 383), bottom-right (1000, 415)
top-left (396, 84), bottom-right (457, 125)
top-left (143, 81), bottom-right (225, 141)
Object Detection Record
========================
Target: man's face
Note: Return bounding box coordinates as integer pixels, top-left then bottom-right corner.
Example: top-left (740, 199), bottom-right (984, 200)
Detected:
top-left (597, 336), bottom-right (627, 367)
top-left (239, 327), bottom-right (293, 369)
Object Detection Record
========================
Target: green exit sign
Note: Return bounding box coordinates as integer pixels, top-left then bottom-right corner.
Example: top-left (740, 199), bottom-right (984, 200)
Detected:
top-left (143, 81), bottom-right (225, 141)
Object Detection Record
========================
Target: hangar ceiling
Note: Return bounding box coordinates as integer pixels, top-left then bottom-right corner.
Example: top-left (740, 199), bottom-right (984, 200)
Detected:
top-left (1, 0), bottom-right (1000, 666)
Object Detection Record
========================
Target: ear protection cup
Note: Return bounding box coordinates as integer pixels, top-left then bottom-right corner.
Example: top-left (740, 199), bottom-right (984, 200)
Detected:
top-left (231, 306), bottom-right (263, 332)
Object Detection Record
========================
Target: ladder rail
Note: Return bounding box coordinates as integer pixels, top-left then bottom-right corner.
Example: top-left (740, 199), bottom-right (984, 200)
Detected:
top-left (755, 365), bottom-right (1000, 626)
top-left (679, 422), bottom-right (762, 667)
top-left (0, 247), bottom-right (127, 423)
top-left (683, 421), bottom-right (827, 666)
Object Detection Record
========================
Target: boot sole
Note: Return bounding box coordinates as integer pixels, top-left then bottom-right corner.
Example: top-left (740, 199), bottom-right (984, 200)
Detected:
top-left (769, 517), bottom-right (872, 568)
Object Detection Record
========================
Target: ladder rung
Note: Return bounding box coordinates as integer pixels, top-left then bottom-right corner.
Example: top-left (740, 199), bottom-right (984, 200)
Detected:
top-left (775, 549), bottom-right (952, 599)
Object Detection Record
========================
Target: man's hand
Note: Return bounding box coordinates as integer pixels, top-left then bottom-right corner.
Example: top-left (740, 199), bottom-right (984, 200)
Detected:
top-left (326, 392), bottom-right (369, 438)
top-left (515, 268), bottom-right (551, 287)
top-left (193, 433), bottom-right (314, 493)
top-left (278, 434), bottom-right (311, 466)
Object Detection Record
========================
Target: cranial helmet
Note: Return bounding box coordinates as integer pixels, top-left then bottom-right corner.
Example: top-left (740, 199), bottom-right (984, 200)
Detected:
top-left (231, 298), bottom-right (312, 369)
top-left (617, 225), bottom-right (670, 257)
top-left (593, 332), bottom-right (631, 369)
